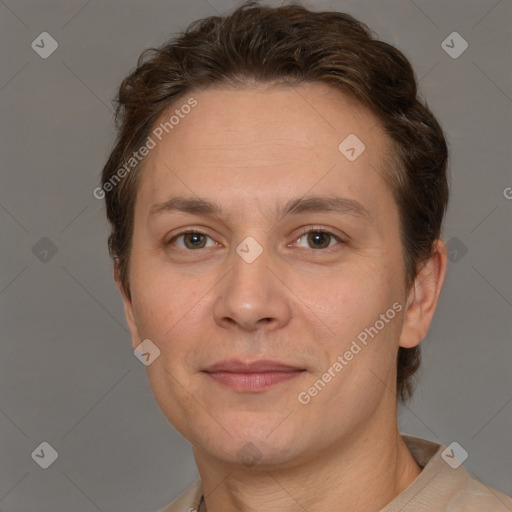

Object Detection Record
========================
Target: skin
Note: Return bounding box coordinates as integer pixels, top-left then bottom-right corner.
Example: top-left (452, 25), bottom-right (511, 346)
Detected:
top-left (116, 82), bottom-right (448, 512)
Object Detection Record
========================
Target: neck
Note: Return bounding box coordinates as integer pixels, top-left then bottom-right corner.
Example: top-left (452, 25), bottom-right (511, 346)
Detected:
top-left (193, 420), bottom-right (421, 512)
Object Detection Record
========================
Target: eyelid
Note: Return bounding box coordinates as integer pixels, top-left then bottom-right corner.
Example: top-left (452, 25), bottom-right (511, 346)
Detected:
top-left (294, 225), bottom-right (345, 240)
top-left (166, 227), bottom-right (218, 248)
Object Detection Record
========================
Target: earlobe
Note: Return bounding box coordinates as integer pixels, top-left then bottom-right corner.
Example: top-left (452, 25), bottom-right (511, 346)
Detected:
top-left (398, 239), bottom-right (448, 349)
top-left (113, 261), bottom-right (142, 350)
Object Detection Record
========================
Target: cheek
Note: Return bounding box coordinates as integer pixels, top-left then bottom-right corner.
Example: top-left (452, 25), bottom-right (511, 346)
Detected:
top-left (315, 262), bottom-right (390, 325)
top-left (315, 261), bottom-right (404, 368)
top-left (128, 257), bottom-right (220, 382)
top-left (129, 254), bottom-right (199, 335)
top-left (130, 281), bottom-right (170, 337)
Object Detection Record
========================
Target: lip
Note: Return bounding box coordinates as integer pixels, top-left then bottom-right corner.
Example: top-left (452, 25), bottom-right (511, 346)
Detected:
top-left (204, 359), bottom-right (304, 373)
top-left (203, 359), bottom-right (306, 392)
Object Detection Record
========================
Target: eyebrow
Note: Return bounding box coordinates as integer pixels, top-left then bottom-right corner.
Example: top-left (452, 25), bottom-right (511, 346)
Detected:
top-left (149, 195), bottom-right (372, 223)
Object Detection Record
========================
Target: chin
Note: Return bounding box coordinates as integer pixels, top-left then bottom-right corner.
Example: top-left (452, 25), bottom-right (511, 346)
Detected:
top-left (214, 442), bottom-right (300, 470)
top-left (193, 424), bottom-right (308, 469)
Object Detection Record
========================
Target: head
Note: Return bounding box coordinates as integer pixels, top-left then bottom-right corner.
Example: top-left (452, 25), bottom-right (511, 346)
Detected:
top-left (100, 2), bottom-right (448, 467)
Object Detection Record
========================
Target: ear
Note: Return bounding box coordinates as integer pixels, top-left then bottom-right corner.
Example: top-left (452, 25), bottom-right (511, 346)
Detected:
top-left (399, 239), bottom-right (448, 349)
top-left (114, 261), bottom-right (142, 350)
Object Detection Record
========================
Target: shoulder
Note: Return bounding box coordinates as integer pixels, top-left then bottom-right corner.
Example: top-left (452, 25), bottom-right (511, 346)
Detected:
top-left (158, 480), bottom-right (203, 512)
top-left (384, 435), bottom-right (512, 511)
top-left (444, 474), bottom-right (512, 511)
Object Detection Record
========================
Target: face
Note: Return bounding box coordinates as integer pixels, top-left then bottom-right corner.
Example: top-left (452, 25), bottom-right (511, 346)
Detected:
top-left (121, 82), bottom-right (415, 469)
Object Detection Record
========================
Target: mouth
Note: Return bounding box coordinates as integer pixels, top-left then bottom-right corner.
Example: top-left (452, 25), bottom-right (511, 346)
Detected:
top-left (202, 359), bottom-right (306, 392)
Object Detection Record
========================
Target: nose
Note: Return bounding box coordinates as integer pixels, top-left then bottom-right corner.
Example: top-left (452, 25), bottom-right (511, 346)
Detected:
top-left (213, 239), bottom-right (292, 333)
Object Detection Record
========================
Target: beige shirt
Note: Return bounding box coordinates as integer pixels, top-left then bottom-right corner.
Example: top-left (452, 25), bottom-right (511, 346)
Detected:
top-left (159, 435), bottom-right (512, 511)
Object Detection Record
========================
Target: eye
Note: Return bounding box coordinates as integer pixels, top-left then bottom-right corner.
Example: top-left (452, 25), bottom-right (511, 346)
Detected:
top-left (168, 230), bottom-right (217, 250)
top-left (167, 228), bottom-right (344, 252)
top-left (293, 229), bottom-right (343, 250)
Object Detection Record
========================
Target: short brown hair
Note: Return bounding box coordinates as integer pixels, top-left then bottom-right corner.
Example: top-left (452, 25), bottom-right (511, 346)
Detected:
top-left (101, 1), bottom-right (449, 402)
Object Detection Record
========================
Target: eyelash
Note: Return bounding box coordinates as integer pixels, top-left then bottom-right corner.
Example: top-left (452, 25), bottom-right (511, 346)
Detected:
top-left (167, 227), bottom-right (344, 252)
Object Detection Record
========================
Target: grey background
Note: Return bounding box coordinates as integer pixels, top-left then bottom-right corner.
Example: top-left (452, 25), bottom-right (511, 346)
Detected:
top-left (0, 0), bottom-right (511, 510)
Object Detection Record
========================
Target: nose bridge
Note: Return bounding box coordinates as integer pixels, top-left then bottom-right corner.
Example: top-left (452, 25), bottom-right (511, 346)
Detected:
top-left (228, 233), bottom-right (273, 303)
top-left (213, 231), bottom-right (291, 331)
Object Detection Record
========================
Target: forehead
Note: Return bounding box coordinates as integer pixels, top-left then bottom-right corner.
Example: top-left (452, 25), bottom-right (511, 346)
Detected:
top-left (172, 82), bottom-right (380, 157)
top-left (136, 82), bottom-right (393, 221)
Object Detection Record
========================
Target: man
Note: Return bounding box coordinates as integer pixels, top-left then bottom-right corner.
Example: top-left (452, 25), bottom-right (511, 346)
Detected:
top-left (100, 2), bottom-right (512, 511)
